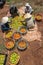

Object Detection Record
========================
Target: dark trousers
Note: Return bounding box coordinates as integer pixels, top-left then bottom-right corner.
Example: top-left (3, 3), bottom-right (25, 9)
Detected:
top-left (1, 22), bottom-right (10, 33)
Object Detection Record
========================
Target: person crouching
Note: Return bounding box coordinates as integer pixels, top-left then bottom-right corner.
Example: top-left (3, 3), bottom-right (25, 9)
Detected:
top-left (25, 3), bottom-right (33, 14)
top-left (1, 16), bottom-right (11, 33)
top-left (24, 13), bottom-right (35, 29)
top-left (9, 5), bottom-right (19, 18)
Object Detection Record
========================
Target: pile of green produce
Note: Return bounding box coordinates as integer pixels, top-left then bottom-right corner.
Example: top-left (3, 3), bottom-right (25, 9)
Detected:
top-left (10, 52), bottom-right (20, 64)
top-left (9, 16), bottom-right (24, 30)
top-left (5, 31), bottom-right (13, 38)
top-left (0, 54), bottom-right (5, 65)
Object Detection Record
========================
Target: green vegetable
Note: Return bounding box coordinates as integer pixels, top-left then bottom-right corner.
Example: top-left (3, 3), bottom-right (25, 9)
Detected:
top-left (0, 64), bottom-right (3, 65)
top-left (10, 52), bottom-right (20, 64)
top-left (0, 55), bottom-right (5, 64)
top-left (9, 16), bottom-right (24, 30)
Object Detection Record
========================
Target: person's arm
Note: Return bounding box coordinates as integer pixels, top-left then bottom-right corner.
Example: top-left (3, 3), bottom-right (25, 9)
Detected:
top-left (8, 17), bottom-right (12, 23)
top-left (29, 5), bottom-right (34, 14)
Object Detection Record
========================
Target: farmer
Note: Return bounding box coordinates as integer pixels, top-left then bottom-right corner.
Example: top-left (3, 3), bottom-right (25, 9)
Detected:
top-left (23, 13), bottom-right (35, 29)
top-left (9, 5), bottom-right (19, 18)
top-left (1, 16), bottom-right (11, 33)
top-left (25, 3), bottom-right (33, 14)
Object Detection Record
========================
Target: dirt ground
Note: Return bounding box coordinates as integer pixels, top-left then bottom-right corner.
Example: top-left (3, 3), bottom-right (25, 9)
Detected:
top-left (0, 5), bottom-right (43, 65)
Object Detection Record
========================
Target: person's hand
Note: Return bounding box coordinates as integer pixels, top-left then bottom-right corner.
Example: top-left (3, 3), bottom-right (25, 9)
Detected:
top-left (7, 11), bottom-right (11, 17)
